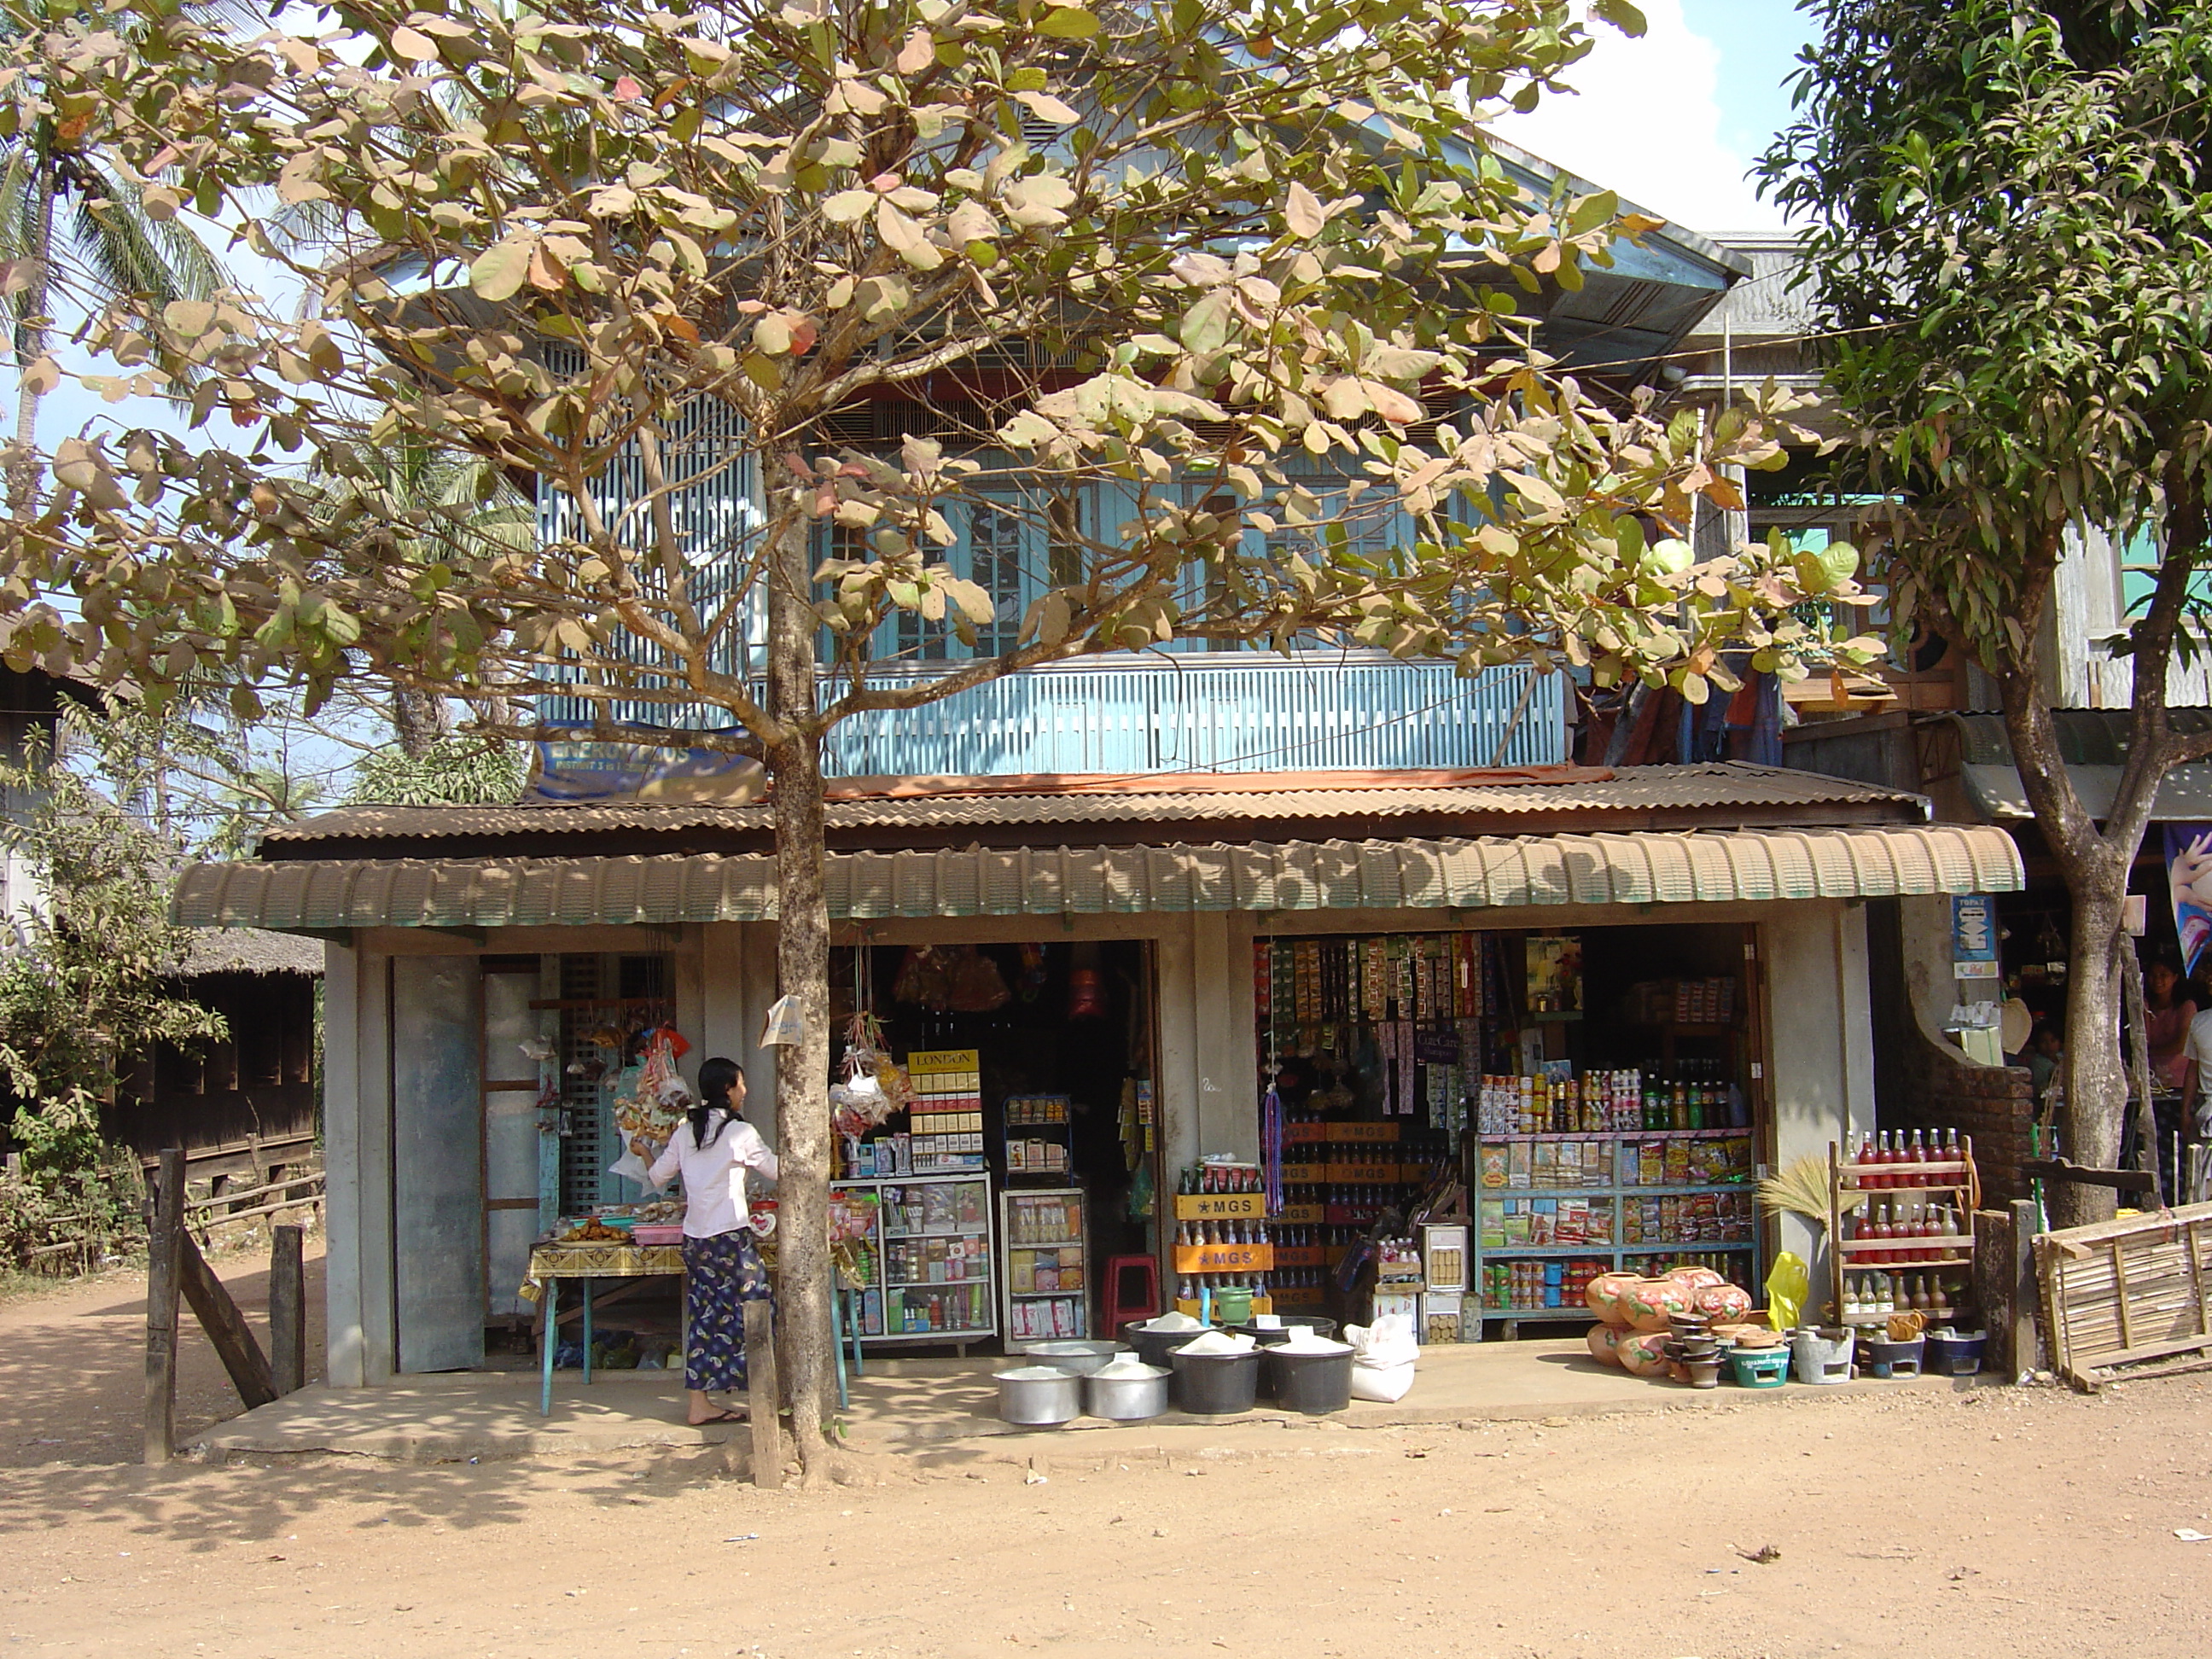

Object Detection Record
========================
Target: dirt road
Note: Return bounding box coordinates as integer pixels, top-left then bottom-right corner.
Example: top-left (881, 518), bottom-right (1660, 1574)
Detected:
top-left (2, 1252), bottom-right (2208, 1658)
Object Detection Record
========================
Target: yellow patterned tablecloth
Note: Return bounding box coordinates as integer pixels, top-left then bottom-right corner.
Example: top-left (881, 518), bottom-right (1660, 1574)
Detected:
top-left (519, 1242), bottom-right (687, 1301)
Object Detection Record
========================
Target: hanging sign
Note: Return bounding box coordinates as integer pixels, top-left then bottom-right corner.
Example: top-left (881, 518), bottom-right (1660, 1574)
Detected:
top-left (1951, 894), bottom-right (2000, 981)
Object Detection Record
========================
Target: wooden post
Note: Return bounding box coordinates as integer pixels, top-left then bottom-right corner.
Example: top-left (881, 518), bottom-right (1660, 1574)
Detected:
top-left (2009, 1197), bottom-right (2040, 1378)
top-left (743, 1299), bottom-right (783, 1490)
top-left (144, 1149), bottom-right (184, 1465)
top-left (1974, 1208), bottom-right (2014, 1374)
top-left (178, 1231), bottom-right (277, 1409)
top-left (270, 1224), bottom-right (306, 1396)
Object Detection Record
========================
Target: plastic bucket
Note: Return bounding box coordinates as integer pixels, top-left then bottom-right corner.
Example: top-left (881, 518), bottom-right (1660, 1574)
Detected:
top-left (1235, 1317), bottom-right (1340, 1347)
top-left (1264, 1346), bottom-right (1353, 1414)
top-left (995, 1365), bottom-right (1082, 1427)
top-left (1168, 1348), bottom-right (1262, 1415)
top-left (1122, 1319), bottom-right (1206, 1371)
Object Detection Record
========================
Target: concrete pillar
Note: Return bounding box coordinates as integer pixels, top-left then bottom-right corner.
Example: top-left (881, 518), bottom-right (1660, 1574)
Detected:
top-left (328, 940), bottom-right (397, 1387)
top-left (1190, 911), bottom-right (1258, 1160)
top-left (1155, 917), bottom-right (1202, 1178)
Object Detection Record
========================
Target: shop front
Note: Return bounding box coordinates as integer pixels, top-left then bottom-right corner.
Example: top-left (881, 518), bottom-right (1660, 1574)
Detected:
top-left (172, 764), bottom-right (2020, 1388)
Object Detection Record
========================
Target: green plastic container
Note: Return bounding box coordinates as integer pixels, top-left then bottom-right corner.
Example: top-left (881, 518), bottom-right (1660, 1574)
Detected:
top-left (1212, 1286), bottom-right (1254, 1325)
top-left (1727, 1348), bottom-right (1790, 1388)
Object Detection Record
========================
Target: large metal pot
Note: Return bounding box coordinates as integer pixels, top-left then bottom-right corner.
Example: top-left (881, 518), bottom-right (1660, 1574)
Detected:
top-left (995, 1365), bottom-right (1082, 1426)
top-left (1022, 1339), bottom-right (1130, 1375)
top-left (1083, 1363), bottom-right (1170, 1422)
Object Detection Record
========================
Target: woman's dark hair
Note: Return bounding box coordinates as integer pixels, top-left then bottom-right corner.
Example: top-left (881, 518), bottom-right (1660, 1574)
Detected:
top-left (689, 1057), bottom-right (746, 1148)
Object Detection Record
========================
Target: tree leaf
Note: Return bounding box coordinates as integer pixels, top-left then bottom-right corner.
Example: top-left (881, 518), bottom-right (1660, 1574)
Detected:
top-left (1284, 181), bottom-right (1325, 239)
top-left (469, 240), bottom-right (535, 303)
top-left (1036, 7), bottom-right (1101, 39)
top-left (1016, 89), bottom-right (1081, 125)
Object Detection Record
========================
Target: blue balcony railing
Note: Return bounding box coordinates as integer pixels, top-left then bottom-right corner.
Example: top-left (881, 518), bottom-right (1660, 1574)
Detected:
top-left (819, 653), bottom-right (1563, 777)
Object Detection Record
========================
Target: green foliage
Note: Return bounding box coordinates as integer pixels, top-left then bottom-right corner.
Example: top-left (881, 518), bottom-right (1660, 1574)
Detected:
top-left (0, 0), bottom-right (1877, 731)
top-left (347, 734), bottom-right (524, 806)
top-left (1761, 1), bottom-right (2212, 664)
top-left (0, 749), bottom-right (224, 1180)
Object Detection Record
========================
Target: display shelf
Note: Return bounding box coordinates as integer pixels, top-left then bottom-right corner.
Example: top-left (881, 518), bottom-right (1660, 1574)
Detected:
top-left (1465, 1129), bottom-right (1764, 1334)
top-left (999, 1185), bottom-right (1089, 1341)
top-left (831, 1174), bottom-right (998, 1350)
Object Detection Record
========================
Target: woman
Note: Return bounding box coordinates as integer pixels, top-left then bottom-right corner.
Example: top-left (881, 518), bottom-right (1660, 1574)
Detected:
top-left (2144, 952), bottom-right (2197, 1091)
top-left (648, 1057), bottom-right (777, 1427)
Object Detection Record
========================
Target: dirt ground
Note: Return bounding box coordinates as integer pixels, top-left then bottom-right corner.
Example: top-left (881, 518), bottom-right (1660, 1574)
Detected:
top-left (3, 1250), bottom-right (2210, 1659)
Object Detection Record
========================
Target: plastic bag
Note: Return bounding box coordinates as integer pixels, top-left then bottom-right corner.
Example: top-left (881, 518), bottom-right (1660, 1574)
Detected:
top-left (1345, 1318), bottom-right (1420, 1402)
top-left (759, 993), bottom-right (804, 1047)
top-left (1766, 1250), bottom-right (1810, 1333)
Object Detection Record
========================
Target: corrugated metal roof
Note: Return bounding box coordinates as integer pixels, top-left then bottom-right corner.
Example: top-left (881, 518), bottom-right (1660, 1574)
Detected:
top-left (176, 824), bottom-right (2021, 930)
top-left (258, 763), bottom-right (1922, 847)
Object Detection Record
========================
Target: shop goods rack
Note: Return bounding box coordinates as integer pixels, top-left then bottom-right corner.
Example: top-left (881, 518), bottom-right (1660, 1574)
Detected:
top-left (1000, 1185), bottom-right (1089, 1342)
top-left (829, 1173), bottom-right (998, 1353)
top-left (1825, 1137), bottom-right (1981, 1329)
top-left (1464, 1127), bottom-right (1762, 1336)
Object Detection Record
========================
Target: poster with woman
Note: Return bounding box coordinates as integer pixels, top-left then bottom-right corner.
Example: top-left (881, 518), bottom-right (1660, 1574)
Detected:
top-left (2165, 824), bottom-right (2212, 975)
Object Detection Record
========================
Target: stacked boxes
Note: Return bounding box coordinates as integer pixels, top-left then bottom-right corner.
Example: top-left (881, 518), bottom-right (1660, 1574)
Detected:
top-left (906, 1049), bottom-right (986, 1172)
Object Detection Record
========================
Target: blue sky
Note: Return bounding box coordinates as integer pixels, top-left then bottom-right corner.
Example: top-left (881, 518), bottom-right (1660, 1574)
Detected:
top-left (1493, 0), bottom-right (1819, 232)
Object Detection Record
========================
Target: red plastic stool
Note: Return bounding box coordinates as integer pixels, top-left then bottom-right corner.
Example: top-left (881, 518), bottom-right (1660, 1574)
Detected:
top-left (1105, 1254), bottom-right (1161, 1335)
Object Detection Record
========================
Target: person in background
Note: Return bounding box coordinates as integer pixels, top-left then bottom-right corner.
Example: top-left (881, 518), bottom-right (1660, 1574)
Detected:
top-left (2025, 1021), bottom-right (2064, 1105)
top-left (648, 1056), bottom-right (777, 1427)
top-left (2181, 1000), bottom-right (2212, 1140)
top-left (2144, 950), bottom-right (2197, 1091)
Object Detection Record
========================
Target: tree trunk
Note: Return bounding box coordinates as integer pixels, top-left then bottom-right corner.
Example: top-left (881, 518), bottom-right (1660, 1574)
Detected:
top-left (2057, 889), bottom-right (2127, 1228)
top-left (9, 155), bottom-right (55, 515)
top-left (764, 510), bottom-right (833, 1480)
top-left (392, 685), bottom-right (449, 759)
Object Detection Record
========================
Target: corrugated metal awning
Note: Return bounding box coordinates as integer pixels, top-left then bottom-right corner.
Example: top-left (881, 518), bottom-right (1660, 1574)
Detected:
top-left (173, 824), bottom-right (2023, 931)
top-left (1952, 711), bottom-right (2212, 821)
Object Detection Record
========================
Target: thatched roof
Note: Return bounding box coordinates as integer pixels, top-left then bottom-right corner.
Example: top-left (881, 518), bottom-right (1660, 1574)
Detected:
top-left (178, 927), bottom-right (324, 978)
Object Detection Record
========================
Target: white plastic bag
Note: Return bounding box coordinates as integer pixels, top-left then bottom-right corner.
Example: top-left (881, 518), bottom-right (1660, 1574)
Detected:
top-left (1344, 1313), bottom-right (1419, 1401)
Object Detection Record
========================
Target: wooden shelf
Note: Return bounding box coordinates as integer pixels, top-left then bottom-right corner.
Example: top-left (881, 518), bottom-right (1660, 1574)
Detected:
top-left (1828, 1136), bottom-right (1981, 1328)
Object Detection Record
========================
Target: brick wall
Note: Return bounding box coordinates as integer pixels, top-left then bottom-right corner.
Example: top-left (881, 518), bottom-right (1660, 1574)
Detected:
top-left (1889, 1043), bottom-right (2037, 1210)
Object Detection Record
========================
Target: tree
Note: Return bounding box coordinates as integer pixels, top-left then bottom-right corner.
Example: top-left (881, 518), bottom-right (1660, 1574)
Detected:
top-left (2, 0), bottom-right (1877, 1469)
top-left (1762, 1), bottom-right (2212, 1224)
top-left (0, 0), bottom-right (224, 509)
top-left (0, 742), bottom-right (223, 1190)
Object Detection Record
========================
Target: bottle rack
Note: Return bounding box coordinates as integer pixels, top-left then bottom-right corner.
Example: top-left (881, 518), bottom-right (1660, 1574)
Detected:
top-left (1825, 1137), bottom-right (1982, 1328)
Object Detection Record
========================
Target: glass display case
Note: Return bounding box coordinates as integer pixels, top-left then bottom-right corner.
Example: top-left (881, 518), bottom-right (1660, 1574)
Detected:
top-left (830, 1173), bottom-right (997, 1351)
top-left (999, 1186), bottom-right (1088, 1342)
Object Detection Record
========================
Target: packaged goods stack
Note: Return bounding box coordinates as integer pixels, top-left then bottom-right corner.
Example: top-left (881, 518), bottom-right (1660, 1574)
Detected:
top-left (1002, 1093), bottom-right (1072, 1178)
top-left (1418, 1223), bottom-right (1469, 1342)
top-left (1171, 1161), bottom-right (1274, 1323)
top-left (1256, 933), bottom-right (1500, 1136)
top-left (906, 1049), bottom-right (986, 1173)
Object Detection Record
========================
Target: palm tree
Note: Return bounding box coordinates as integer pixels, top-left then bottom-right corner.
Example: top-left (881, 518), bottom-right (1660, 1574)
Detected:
top-left (2, 17), bottom-right (224, 509)
top-left (308, 443), bottom-right (535, 759)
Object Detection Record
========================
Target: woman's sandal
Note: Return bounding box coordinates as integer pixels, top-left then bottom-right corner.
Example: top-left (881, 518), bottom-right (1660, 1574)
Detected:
top-left (689, 1408), bottom-right (748, 1426)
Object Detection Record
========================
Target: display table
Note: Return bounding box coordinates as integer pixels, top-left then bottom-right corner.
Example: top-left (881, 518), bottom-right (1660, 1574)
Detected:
top-left (521, 1242), bottom-right (687, 1415)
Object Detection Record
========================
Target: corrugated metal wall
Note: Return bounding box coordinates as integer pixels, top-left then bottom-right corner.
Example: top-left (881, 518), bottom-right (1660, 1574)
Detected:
top-left (819, 655), bottom-right (1565, 774)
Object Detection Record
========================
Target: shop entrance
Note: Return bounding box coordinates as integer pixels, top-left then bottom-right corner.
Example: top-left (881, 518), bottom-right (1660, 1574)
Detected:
top-left (830, 939), bottom-right (1162, 1351)
top-left (1253, 920), bottom-right (1769, 1341)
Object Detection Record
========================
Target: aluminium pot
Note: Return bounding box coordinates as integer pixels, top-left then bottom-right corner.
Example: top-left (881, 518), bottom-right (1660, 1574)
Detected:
top-left (1022, 1340), bottom-right (1130, 1376)
top-left (1083, 1364), bottom-right (1171, 1422)
top-left (995, 1365), bottom-right (1082, 1427)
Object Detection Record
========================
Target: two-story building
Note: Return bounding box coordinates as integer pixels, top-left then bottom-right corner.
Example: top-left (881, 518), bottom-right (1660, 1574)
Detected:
top-left (173, 169), bottom-right (2021, 1382)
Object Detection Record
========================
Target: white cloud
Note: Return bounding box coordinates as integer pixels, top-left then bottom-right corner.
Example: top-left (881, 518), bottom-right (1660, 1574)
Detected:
top-left (1487, 1), bottom-right (1787, 235)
